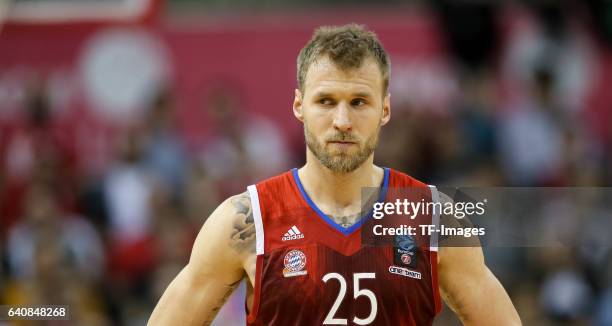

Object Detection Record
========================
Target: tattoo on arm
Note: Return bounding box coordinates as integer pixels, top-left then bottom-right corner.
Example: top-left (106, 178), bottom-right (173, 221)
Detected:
top-left (229, 191), bottom-right (256, 254)
top-left (203, 279), bottom-right (242, 325)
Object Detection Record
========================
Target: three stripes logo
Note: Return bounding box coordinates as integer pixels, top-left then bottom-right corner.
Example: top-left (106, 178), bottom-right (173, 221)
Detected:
top-left (282, 225), bottom-right (305, 241)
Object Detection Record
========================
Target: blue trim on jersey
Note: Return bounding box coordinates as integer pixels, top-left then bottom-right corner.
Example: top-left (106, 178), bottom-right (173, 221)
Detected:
top-left (291, 167), bottom-right (390, 236)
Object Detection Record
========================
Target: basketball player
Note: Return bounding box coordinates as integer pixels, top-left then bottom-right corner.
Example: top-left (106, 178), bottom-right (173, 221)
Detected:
top-left (149, 24), bottom-right (521, 325)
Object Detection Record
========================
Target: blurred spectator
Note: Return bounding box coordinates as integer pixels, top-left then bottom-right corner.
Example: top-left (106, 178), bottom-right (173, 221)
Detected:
top-left (142, 87), bottom-right (188, 197)
top-left (498, 67), bottom-right (566, 186)
top-left (502, 2), bottom-right (595, 115)
top-left (2, 78), bottom-right (71, 182)
top-left (539, 268), bottom-right (593, 322)
top-left (7, 183), bottom-right (104, 282)
top-left (4, 240), bottom-right (109, 325)
top-left (456, 70), bottom-right (498, 165)
top-left (445, 69), bottom-right (502, 186)
top-left (105, 127), bottom-right (154, 244)
top-left (198, 83), bottom-right (291, 196)
top-left (104, 127), bottom-right (157, 285)
top-left (0, 77), bottom-right (77, 234)
top-left (3, 183), bottom-right (108, 324)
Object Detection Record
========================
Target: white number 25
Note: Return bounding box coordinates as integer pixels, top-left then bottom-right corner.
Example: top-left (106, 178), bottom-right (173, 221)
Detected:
top-left (322, 272), bottom-right (377, 325)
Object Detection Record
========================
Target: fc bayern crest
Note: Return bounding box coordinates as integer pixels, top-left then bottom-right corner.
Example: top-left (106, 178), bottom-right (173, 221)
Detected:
top-left (283, 249), bottom-right (307, 277)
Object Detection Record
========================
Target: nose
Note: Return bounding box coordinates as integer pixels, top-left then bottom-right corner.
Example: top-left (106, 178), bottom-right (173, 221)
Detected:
top-left (332, 102), bottom-right (352, 132)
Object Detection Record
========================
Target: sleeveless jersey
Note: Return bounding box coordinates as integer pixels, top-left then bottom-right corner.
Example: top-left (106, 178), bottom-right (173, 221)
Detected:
top-left (245, 168), bottom-right (442, 325)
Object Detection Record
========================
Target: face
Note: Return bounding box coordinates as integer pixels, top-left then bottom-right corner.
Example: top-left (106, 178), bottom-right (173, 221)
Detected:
top-left (294, 56), bottom-right (390, 173)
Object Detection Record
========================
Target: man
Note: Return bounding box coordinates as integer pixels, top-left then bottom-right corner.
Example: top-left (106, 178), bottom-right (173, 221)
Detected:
top-left (149, 24), bottom-right (521, 325)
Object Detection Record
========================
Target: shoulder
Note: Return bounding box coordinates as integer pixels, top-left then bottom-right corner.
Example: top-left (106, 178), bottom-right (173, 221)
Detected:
top-left (189, 190), bottom-right (256, 260)
top-left (222, 191), bottom-right (257, 256)
top-left (227, 191), bottom-right (253, 218)
top-left (210, 190), bottom-right (253, 223)
top-left (181, 190), bottom-right (256, 284)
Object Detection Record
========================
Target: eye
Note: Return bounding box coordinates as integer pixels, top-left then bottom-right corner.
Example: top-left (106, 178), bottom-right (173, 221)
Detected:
top-left (318, 98), bottom-right (335, 106)
top-left (351, 98), bottom-right (367, 107)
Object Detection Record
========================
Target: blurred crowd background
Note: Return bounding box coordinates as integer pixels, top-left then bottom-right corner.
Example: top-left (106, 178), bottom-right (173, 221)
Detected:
top-left (1, 0), bottom-right (611, 325)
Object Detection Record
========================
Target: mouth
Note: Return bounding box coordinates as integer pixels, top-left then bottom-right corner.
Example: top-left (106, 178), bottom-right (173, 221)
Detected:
top-left (327, 140), bottom-right (357, 149)
top-left (328, 141), bottom-right (356, 144)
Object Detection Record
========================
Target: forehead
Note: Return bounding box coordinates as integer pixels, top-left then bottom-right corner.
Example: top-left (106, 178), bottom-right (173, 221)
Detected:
top-left (303, 56), bottom-right (383, 97)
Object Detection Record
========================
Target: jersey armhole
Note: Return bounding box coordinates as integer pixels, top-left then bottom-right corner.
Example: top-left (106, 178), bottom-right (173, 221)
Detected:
top-left (427, 185), bottom-right (440, 252)
top-left (246, 185), bottom-right (264, 323)
top-left (247, 185), bottom-right (265, 255)
top-left (428, 184), bottom-right (442, 315)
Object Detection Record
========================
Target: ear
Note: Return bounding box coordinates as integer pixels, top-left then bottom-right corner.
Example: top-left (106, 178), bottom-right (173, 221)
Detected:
top-left (293, 88), bottom-right (304, 122)
top-left (381, 93), bottom-right (391, 126)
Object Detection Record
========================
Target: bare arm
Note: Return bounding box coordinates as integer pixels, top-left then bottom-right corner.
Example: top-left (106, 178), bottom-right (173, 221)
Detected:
top-left (148, 191), bottom-right (255, 325)
top-left (437, 193), bottom-right (521, 325)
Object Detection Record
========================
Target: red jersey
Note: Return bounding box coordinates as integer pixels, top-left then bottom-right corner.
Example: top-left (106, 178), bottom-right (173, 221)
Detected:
top-left (245, 168), bottom-right (442, 325)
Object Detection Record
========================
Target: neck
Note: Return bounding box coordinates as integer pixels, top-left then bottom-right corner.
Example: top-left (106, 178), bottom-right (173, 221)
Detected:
top-left (298, 149), bottom-right (384, 214)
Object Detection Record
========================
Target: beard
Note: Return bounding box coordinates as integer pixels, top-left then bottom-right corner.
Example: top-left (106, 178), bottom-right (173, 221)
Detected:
top-left (304, 122), bottom-right (380, 174)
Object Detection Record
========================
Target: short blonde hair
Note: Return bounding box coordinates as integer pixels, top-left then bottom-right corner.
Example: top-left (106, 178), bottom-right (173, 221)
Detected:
top-left (297, 24), bottom-right (390, 94)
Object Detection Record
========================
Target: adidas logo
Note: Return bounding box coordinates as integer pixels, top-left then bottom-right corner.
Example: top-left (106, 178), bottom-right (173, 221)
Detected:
top-left (282, 226), bottom-right (305, 241)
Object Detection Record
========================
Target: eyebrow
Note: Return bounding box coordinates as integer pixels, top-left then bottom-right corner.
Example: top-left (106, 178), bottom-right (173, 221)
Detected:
top-left (313, 91), bottom-right (373, 98)
top-left (313, 92), bottom-right (334, 98)
top-left (352, 92), bottom-right (372, 98)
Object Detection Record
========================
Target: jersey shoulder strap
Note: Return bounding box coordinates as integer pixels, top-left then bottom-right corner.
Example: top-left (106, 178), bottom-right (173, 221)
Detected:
top-left (387, 168), bottom-right (441, 252)
top-left (246, 170), bottom-right (301, 255)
